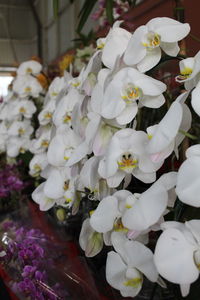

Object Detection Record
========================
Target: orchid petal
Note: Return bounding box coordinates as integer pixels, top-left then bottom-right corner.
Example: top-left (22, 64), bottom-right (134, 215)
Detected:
top-left (116, 103), bottom-right (138, 125)
top-left (160, 42), bottom-right (180, 56)
top-left (122, 184), bottom-right (167, 231)
top-left (124, 25), bottom-right (147, 65)
top-left (191, 83), bottom-right (200, 116)
top-left (157, 24), bottom-right (190, 43)
top-left (154, 228), bottom-right (198, 284)
top-left (90, 196), bottom-right (119, 233)
top-left (137, 47), bottom-right (161, 73)
top-left (176, 156), bottom-right (200, 207)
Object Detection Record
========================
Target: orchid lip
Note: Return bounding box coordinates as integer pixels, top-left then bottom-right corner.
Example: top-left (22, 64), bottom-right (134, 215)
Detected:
top-left (142, 32), bottom-right (161, 49)
top-left (118, 153), bottom-right (138, 172)
top-left (123, 277), bottom-right (142, 288)
top-left (121, 83), bottom-right (142, 103)
top-left (175, 67), bottom-right (193, 82)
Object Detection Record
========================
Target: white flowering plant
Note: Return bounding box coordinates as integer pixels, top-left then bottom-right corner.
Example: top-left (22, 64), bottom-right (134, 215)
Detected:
top-left (4, 16), bottom-right (200, 299)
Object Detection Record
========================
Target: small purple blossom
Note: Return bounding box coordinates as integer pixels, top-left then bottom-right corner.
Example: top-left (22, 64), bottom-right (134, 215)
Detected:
top-left (0, 162), bottom-right (28, 201)
top-left (17, 278), bottom-right (37, 296)
top-left (1, 223), bottom-right (68, 300)
top-left (22, 265), bottom-right (37, 278)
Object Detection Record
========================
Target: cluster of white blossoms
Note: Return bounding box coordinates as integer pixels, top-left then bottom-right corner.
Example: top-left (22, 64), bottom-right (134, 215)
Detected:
top-left (0, 60), bottom-right (44, 158)
top-left (30, 17), bottom-right (200, 297)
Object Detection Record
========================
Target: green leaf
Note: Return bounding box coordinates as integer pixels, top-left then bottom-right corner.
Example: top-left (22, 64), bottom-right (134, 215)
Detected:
top-left (106, 0), bottom-right (114, 24)
top-left (53, 0), bottom-right (59, 19)
top-left (77, 0), bottom-right (98, 33)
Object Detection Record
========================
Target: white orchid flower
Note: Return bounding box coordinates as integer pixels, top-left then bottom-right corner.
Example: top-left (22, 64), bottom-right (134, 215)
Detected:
top-left (176, 144), bottom-right (200, 207)
top-left (17, 60), bottom-right (42, 76)
top-left (0, 121), bottom-right (8, 152)
top-left (53, 88), bottom-right (84, 128)
top-left (86, 112), bottom-right (123, 156)
top-left (79, 218), bottom-right (105, 257)
top-left (29, 152), bottom-right (48, 177)
top-left (0, 102), bottom-right (9, 121)
top-left (6, 136), bottom-right (31, 157)
top-left (48, 76), bottom-right (66, 99)
top-left (69, 50), bottom-right (101, 93)
top-left (79, 156), bottom-right (113, 201)
top-left (175, 51), bottom-right (200, 116)
top-left (13, 75), bottom-right (42, 98)
top-left (90, 189), bottom-right (132, 233)
top-left (154, 220), bottom-right (200, 297)
top-left (47, 125), bottom-right (81, 167)
top-left (101, 21), bottom-right (132, 69)
top-left (11, 99), bottom-right (36, 119)
top-left (43, 167), bottom-right (70, 199)
top-left (100, 67), bottom-right (166, 124)
top-left (38, 99), bottom-right (56, 125)
top-left (79, 50), bottom-right (102, 95)
top-left (30, 125), bottom-right (52, 154)
top-left (90, 172), bottom-right (176, 235)
top-left (7, 120), bottom-right (33, 137)
top-left (91, 68), bottom-right (111, 114)
top-left (147, 92), bottom-right (191, 163)
top-left (32, 182), bottom-right (57, 211)
top-left (98, 128), bottom-right (161, 187)
top-left (124, 17), bottom-right (190, 72)
top-left (106, 232), bottom-right (158, 297)
top-left (176, 51), bottom-right (200, 90)
top-left (71, 98), bottom-right (89, 139)
top-left (122, 172), bottom-right (177, 231)
top-left (41, 166), bottom-right (81, 213)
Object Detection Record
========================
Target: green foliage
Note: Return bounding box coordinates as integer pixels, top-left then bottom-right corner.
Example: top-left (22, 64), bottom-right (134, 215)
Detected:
top-left (105, 0), bottom-right (114, 24)
top-left (77, 0), bottom-right (98, 33)
top-left (72, 30), bottom-right (95, 46)
top-left (53, 0), bottom-right (59, 18)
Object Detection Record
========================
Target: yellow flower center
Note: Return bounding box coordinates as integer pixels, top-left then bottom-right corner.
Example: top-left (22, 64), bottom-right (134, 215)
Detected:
top-left (44, 112), bottom-right (52, 119)
top-left (72, 81), bottom-right (80, 88)
top-left (26, 67), bottom-right (33, 74)
top-left (34, 164), bottom-right (41, 171)
top-left (19, 147), bottom-right (25, 153)
top-left (41, 139), bottom-right (49, 148)
top-left (18, 127), bottom-right (25, 135)
top-left (89, 210), bottom-right (95, 216)
top-left (63, 180), bottom-right (69, 191)
top-left (123, 277), bottom-right (142, 288)
top-left (118, 153), bottom-right (138, 172)
top-left (97, 42), bottom-right (105, 49)
top-left (65, 197), bottom-right (72, 203)
top-left (63, 114), bottom-right (71, 123)
top-left (142, 32), bottom-right (161, 49)
top-left (24, 87), bottom-right (32, 93)
top-left (176, 67), bottom-right (193, 82)
top-left (19, 107), bottom-right (26, 113)
top-left (121, 84), bottom-right (141, 103)
top-left (51, 92), bottom-right (58, 97)
top-left (113, 219), bottom-right (128, 232)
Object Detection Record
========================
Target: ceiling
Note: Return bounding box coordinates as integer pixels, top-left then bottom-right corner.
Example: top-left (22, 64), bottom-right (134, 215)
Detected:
top-left (0, 0), bottom-right (38, 70)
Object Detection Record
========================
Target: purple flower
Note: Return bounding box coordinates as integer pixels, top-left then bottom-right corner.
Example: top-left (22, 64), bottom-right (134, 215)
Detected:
top-left (18, 248), bottom-right (35, 262)
top-left (17, 278), bottom-right (37, 296)
top-left (22, 265), bottom-right (37, 278)
top-left (35, 270), bottom-right (47, 282)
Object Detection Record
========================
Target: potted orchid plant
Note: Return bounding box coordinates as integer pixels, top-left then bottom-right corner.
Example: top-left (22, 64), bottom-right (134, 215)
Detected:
top-left (2, 15), bottom-right (200, 299)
